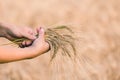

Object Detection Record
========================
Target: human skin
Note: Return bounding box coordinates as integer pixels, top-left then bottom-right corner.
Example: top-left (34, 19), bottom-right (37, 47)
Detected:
top-left (0, 23), bottom-right (36, 46)
top-left (0, 23), bottom-right (49, 63)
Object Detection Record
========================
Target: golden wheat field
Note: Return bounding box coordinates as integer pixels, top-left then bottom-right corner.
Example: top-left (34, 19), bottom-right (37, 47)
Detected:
top-left (0, 0), bottom-right (120, 80)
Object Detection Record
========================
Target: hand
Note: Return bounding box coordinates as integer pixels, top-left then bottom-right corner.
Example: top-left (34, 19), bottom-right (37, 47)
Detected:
top-left (0, 26), bottom-right (49, 62)
top-left (0, 23), bottom-right (36, 46)
top-left (29, 27), bottom-right (50, 55)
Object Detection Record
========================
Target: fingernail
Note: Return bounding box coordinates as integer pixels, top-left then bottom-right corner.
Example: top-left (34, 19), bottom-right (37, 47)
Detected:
top-left (39, 27), bottom-right (42, 31)
top-left (39, 27), bottom-right (43, 33)
top-left (41, 28), bottom-right (44, 32)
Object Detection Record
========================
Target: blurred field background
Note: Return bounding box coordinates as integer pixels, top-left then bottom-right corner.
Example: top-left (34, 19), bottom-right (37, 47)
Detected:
top-left (0, 0), bottom-right (120, 80)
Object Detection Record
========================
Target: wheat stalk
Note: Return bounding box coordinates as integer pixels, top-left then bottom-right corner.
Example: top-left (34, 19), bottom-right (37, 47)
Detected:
top-left (2, 26), bottom-right (76, 61)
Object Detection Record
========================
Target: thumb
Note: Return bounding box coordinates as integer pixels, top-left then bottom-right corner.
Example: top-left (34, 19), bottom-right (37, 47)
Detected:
top-left (37, 27), bottom-right (45, 41)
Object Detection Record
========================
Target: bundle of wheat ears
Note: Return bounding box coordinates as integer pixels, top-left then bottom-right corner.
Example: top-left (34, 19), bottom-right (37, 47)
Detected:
top-left (3, 26), bottom-right (76, 61)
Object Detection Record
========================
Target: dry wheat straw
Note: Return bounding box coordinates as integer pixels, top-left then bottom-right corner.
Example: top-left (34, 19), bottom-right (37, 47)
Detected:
top-left (3, 26), bottom-right (76, 61)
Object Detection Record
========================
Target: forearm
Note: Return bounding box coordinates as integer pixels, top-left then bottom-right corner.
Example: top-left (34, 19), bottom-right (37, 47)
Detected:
top-left (0, 25), bottom-right (50, 63)
top-left (0, 45), bottom-right (47, 63)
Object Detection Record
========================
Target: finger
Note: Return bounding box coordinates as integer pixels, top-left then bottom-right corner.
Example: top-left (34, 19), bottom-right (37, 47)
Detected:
top-left (34, 28), bottom-right (38, 36)
top-left (28, 28), bottom-right (36, 36)
top-left (21, 27), bottom-right (37, 40)
top-left (19, 43), bottom-right (25, 48)
top-left (21, 40), bottom-right (33, 47)
top-left (28, 30), bottom-right (34, 35)
top-left (21, 41), bottom-right (26, 46)
top-left (37, 27), bottom-right (45, 41)
top-left (25, 40), bottom-right (33, 46)
top-left (22, 32), bottom-right (36, 40)
top-left (36, 27), bottom-right (39, 35)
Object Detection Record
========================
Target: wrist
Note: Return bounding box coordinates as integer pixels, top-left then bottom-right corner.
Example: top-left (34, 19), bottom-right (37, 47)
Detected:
top-left (0, 23), bottom-right (14, 37)
top-left (0, 24), bottom-right (6, 37)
